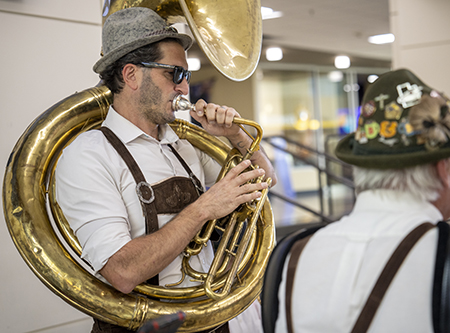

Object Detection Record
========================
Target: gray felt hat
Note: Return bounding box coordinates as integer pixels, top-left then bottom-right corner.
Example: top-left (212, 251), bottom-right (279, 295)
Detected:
top-left (335, 68), bottom-right (450, 169)
top-left (93, 7), bottom-right (193, 74)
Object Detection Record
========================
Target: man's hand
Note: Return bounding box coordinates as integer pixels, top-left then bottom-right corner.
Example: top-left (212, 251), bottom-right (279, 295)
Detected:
top-left (190, 98), bottom-right (278, 187)
top-left (196, 159), bottom-right (269, 221)
top-left (190, 99), bottom-right (242, 138)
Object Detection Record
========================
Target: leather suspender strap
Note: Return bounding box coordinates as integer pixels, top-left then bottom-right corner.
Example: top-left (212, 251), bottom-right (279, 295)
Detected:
top-left (285, 234), bottom-right (313, 333)
top-left (351, 222), bottom-right (435, 333)
top-left (285, 223), bottom-right (434, 333)
top-left (167, 144), bottom-right (204, 195)
top-left (99, 127), bottom-right (159, 286)
top-left (99, 128), bottom-right (205, 286)
top-left (99, 127), bottom-right (159, 234)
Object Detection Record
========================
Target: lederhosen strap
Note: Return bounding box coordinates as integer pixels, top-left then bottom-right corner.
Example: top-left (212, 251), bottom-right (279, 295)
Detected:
top-left (95, 128), bottom-right (225, 333)
top-left (285, 222), bottom-right (435, 333)
top-left (100, 127), bottom-right (159, 236)
top-left (167, 144), bottom-right (204, 196)
top-left (351, 222), bottom-right (434, 332)
top-left (99, 127), bottom-right (203, 285)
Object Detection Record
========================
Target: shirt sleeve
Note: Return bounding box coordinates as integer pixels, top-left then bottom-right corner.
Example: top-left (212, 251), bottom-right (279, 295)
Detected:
top-left (55, 131), bottom-right (131, 273)
top-left (195, 148), bottom-right (222, 188)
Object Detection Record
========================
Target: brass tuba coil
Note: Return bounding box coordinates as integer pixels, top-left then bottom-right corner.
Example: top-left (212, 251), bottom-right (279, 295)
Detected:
top-left (2, 0), bottom-right (274, 331)
top-left (3, 84), bottom-right (275, 331)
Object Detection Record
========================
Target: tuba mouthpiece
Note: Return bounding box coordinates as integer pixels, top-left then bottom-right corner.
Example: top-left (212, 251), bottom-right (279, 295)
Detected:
top-left (172, 95), bottom-right (194, 112)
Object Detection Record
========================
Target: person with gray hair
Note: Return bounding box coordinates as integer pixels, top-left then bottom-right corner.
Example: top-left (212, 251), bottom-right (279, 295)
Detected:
top-left (263, 68), bottom-right (450, 333)
top-left (55, 7), bottom-right (276, 333)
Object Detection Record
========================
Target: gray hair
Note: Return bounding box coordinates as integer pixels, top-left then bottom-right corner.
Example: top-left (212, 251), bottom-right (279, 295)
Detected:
top-left (353, 160), bottom-right (448, 202)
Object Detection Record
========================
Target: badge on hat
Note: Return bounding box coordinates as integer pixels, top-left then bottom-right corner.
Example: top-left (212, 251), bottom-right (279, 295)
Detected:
top-left (362, 101), bottom-right (377, 118)
top-left (385, 101), bottom-right (403, 120)
top-left (364, 120), bottom-right (380, 139)
top-left (397, 82), bottom-right (423, 108)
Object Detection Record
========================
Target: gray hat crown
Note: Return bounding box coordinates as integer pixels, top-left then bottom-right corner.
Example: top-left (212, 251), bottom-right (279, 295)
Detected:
top-left (93, 7), bottom-right (193, 73)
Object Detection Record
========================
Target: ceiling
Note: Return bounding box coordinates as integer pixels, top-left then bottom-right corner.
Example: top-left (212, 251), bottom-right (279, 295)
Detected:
top-left (188, 0), bottom-right (392, 71)
top-left (259, 0), bottom-right (392, 68)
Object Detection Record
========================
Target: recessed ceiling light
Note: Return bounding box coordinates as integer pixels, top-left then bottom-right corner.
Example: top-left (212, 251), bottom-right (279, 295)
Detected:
top-left (335, 55), bottom-right (350, 69)
top-left (266, 47), bottom-right (283, 61)
top-left (368, 33), bottom-right (395, 44)
top-left (261, 7), bottom-right (283, 20)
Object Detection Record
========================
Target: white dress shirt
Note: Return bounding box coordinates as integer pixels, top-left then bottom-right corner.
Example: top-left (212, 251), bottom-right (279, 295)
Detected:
top-left (55, 106), bottom-right (263, 332)
top-left (55, 107), bottom-right (220, 286)
top-left (276, 189), bottom-right (442, 333)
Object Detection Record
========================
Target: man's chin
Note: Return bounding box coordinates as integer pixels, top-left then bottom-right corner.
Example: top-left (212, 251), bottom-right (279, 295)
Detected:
top-left (165, 113), bottom-right (176, 124)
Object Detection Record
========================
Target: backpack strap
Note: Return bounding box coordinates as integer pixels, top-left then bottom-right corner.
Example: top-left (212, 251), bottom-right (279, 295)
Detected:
top-left (433, 221), bottom-right (450, 333)
top-left (351, 222), bottom-right (435, 333)
top-left (261, 223), bottom-right (326, 333)
top-left (286, 234), bottom-right (313, 333)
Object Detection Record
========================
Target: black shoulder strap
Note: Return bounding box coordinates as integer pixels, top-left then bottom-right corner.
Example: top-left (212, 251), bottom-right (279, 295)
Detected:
top-left (261, 223), bottom-right (326, 333)
top-left (433, 221), bottom-right (450, 333)
top-left (285, 234), bottom-right (313, 333)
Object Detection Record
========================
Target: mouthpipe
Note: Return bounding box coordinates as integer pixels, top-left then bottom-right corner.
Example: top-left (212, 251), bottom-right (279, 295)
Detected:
top-left (172, 95), bottom-right (263, 154)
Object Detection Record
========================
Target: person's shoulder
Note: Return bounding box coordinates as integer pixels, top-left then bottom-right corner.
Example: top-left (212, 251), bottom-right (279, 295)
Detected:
top-left (66, 129), bottom-right (106, 149)
top-left (61, 129), bottom-right (110, 161)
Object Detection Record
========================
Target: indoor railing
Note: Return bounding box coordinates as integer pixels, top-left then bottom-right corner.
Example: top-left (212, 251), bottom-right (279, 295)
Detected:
top-left (263, 133), bottom-right (355, 227)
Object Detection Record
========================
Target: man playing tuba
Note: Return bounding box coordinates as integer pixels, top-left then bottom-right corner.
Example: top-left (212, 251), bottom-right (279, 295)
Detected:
top-left (55, 7), bottom-right (276, 333)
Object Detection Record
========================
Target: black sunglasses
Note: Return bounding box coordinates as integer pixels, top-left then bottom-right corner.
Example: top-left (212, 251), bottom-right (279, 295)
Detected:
top-left (140, 62), bottom-right (191, 84)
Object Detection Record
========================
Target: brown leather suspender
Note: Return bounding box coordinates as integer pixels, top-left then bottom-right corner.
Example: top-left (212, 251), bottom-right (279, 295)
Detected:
top-left (285, 222), bottom-right (435, 333)
top-left (99, 126), bottom-right (203, 286)
top-left (351, 222), bottom-right (434, 332)
top-left (100, 127), bottom-right (159, 234)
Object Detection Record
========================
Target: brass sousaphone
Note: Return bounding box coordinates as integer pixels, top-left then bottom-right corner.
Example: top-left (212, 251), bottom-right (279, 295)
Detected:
top-left (2, 0), bottom-right (275, 331)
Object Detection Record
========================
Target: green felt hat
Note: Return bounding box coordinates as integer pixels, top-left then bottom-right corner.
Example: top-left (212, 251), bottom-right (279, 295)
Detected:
top-left (335, 68), bottom-right (450, 169)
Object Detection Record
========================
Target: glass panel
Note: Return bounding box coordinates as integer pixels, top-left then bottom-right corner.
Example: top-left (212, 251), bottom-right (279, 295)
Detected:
top-left (256, 67), bottom-right (356, 227)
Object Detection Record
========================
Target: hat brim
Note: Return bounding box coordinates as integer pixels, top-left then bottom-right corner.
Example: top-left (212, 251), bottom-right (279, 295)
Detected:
top-left (93, 33), bottom-right (193, 74)
top-left (335, 133), bottom-right (450, 169)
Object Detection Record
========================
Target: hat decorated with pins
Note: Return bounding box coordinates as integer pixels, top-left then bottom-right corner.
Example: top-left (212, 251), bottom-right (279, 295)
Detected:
top-left (93, 7), bottom-right (193, 74)
top-left (335, 68), bottom-right (450, 169)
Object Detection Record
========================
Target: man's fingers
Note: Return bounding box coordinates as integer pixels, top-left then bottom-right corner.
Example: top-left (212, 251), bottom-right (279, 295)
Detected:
top-left (238, 181), bottom-right (269, 194)
top-left (224, 160), bottom-right (266, 186)
top-left (225, 159), bottom-right (252, 178)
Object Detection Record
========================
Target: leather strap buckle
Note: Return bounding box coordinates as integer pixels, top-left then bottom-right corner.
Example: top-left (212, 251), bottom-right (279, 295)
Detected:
top-left (136, 181), bottom-right (155, 204)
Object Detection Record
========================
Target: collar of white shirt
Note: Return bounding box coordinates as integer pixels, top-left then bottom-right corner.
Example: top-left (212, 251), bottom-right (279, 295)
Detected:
top-left (102, 106), bottom-right (180, 145)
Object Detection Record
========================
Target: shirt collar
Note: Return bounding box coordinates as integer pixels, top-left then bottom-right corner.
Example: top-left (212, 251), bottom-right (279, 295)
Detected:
top-left (354, 189), bottom-right (443, 221)
top-left (102, 106), bottom-right (180, 145)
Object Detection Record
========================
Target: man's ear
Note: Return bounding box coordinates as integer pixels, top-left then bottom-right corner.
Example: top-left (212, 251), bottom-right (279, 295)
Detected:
top-left (122, 64), bottom-right (140, 90)
top-left (436, 159), bottom-right (450, 188)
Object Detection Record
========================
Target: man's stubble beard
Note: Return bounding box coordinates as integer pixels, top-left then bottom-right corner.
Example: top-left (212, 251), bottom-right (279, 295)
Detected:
top-left (138, 73), bottom-right (175, 125)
